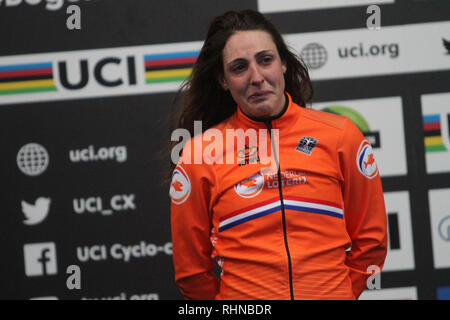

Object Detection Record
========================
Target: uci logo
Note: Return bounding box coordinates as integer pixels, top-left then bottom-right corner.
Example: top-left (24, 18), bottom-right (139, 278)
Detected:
top-left (234, 172), bottom-right (264, 199)
top-left (170, 165), bottom-right (191, 205)
top-left (356, 140), bottom-right (379, 179)
top-left (57, 56), bottom-right (137, 90)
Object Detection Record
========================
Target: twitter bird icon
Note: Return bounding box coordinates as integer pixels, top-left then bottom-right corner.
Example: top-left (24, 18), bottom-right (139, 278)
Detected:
top-left (22, 197), bottom-right (51, 225)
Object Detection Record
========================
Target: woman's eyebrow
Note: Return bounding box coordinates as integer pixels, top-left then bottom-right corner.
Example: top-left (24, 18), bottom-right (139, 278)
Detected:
top-left (255, 50), bottom-right (275, 58)
top-left (227, 50), bottom-right (275, 65)
top-left (225, 58), bottom-right (247, 70)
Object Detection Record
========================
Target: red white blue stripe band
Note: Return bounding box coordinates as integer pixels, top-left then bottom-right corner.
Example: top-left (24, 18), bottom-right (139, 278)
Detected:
top-left (218, 196), bottom-right (343, 232)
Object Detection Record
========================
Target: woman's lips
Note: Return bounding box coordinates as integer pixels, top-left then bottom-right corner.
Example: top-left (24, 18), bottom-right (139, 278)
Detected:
top-left (248, 90), bottom-right (271, 101)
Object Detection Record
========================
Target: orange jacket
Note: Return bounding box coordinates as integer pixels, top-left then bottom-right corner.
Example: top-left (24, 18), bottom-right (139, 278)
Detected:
top-left (170, 92), bottom-right (387, 300)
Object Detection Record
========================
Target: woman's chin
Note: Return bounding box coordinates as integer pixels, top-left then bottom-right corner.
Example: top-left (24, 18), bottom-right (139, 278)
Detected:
top-left (244, 103), bottom-right (273, 118)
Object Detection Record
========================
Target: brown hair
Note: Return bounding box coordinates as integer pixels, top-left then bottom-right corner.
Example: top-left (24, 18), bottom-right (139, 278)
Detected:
top-left (165, 9), bottom-right (313, 180)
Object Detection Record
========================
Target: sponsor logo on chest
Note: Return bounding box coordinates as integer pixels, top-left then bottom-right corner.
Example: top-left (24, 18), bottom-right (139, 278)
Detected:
top-left (296, 136), bottom-right (318, 156)
top-left (234, 170), bottom-right (307, 199)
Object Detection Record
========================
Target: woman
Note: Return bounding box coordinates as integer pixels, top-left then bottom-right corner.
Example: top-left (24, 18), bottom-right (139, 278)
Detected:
top-left (169, 9), bottom-right (387, 300)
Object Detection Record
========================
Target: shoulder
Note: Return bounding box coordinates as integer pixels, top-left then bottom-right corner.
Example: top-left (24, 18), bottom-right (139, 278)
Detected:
top-left (299, 107), bottom-right (348, 131)
top-left (179, 115), bottom-right (234, 153)
top-left (298, 106), bottom-right (365, 150)
top-left (176, 117), bottom-right (233, 170)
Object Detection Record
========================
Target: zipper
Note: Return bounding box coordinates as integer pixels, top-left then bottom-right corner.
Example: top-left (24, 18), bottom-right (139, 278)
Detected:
top-left (264, 119), bottom-right (294, 300)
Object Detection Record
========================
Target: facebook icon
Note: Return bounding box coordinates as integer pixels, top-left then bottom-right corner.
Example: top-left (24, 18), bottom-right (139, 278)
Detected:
top-left (23, 242), bottom-right (57, 277)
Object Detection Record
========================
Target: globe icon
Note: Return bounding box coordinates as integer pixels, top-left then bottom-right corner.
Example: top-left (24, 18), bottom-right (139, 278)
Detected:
top-left (17, 143), bottom-right (49, 176)
top-left (300, 43), bottom-right (328, 70)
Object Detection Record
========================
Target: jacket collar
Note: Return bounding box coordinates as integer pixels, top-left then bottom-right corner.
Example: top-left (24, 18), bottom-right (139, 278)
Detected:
top-left (234, 92), bottom-right (299, 130)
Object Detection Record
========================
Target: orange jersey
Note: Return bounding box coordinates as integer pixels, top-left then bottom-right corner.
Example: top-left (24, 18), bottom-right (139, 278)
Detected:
top-left (170, 92), bottom-right (387, 300)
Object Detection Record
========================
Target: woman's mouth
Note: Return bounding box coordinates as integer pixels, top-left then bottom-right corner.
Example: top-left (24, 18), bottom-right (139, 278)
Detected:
top-left (248, 91), bottom-right (271, 101)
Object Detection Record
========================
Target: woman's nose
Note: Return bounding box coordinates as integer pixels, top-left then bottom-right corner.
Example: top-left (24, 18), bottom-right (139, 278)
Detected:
top-left (249, 64), bottom-right (264, 85)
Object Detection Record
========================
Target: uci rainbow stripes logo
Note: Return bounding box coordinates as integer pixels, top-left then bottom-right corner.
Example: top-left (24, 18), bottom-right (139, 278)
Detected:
top-left (423, 114), bottom-right (448, 152)
top-left (144, 51), bottom-right (198, 84)
top-left (0, 62), bottom-right (56, 95)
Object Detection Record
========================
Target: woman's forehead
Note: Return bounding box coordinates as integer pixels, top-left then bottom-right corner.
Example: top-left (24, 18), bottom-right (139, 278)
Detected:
top-left (222, 30), bottom-right (277, 63)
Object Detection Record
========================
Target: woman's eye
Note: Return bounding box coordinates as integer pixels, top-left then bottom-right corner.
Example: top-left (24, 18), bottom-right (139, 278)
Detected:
top-left (231, 64), bottom-right (246, 73)
top-left (261, 56), bottom-right (273, 64)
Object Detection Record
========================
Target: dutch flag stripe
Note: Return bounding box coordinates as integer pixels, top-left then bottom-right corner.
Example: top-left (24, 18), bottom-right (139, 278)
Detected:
top-left (218, 196), bottom-right (343, 232)
top-left (219, 200), bottom-right (281, 232)
top-left (283, 199), bottom-right (343, 218)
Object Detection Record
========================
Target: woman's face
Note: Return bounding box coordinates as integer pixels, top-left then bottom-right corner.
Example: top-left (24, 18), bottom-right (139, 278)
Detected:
top-left (220, 30), bottom-right (287, 118)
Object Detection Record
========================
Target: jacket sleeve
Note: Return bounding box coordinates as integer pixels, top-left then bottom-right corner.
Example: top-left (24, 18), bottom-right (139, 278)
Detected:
top-left (338, 119), bottom-right (388, 299)
top-left (169, 147), bottom-right (219, 300)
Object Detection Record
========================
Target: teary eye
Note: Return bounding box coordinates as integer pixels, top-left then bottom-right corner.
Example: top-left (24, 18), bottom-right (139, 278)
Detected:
top-left (230, 61), bottom-right (247, 73)
top-left (261, 55), bottom-right (273, 64)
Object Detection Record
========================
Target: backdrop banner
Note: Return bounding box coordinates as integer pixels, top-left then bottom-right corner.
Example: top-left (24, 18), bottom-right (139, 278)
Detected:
top-left (1, 0), bottom-right (449, 300)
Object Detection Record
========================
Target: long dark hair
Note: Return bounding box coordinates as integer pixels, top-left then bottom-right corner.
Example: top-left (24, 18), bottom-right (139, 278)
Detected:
top-left (165, 9), bottom-right (313, 180)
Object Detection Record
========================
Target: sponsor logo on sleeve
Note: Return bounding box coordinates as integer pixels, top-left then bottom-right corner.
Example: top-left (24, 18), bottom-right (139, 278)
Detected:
top-left (356, 139), bottom-right (379, 179)
top-left (169, 165), bottom-right (191, 205)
